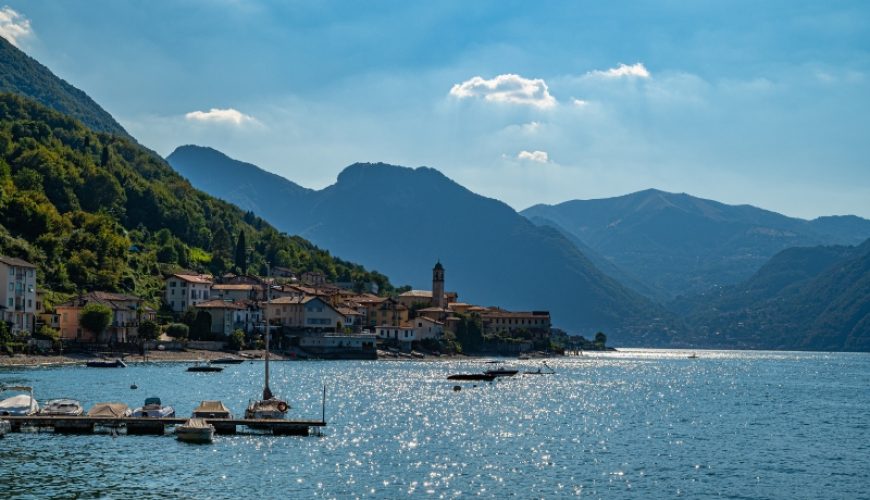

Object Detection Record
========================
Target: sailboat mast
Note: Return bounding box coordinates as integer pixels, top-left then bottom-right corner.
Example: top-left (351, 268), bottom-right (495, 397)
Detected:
top-left (263, 262), bottom-right (272, 400)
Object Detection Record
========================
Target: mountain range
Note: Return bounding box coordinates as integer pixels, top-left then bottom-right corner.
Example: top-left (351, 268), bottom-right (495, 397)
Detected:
top-left (523, 191), bottom-right (870, 300)
top-left (168, 145), bottom-right (870, 350)
top-left (168, 145), bottom-right (680, 343)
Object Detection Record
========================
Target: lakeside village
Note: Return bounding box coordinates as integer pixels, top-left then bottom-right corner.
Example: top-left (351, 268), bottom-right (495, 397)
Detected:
top-left (0, 255), bottom-right (607, 361)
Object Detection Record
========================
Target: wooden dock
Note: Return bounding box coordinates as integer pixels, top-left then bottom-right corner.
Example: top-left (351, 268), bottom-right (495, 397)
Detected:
top-left (2, 415), bottom-right (326, 436)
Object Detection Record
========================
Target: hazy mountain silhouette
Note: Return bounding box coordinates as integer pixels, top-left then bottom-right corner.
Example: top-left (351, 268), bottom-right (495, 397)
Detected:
top-left (522, 190), bottom-right (870, 300)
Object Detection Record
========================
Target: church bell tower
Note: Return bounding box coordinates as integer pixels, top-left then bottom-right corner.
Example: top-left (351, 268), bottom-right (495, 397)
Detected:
top-left (432, 261), bottom-right (445, 308)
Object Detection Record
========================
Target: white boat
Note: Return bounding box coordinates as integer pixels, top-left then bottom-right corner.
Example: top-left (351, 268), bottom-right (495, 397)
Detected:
top-left (0, 419), bottom-right (10, 437)
top-left (176, 418), bottom-right (215, 443)
top-left (131, 397), bottom-right (175, 418)
top-left (40, 399), bottom-right (84, 416)
top-left (0, 386), bottom-right (39, 416)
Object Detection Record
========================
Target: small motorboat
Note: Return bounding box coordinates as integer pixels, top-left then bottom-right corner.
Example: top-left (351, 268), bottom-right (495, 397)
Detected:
top-left (176, 418), bottom-right (215, 444)
top-left (0, 386), bottom-right (39, 416)
top-left (211, 358), bottom-right (244, 365)
top-left (86, 358), bottom-right (127, 368)
top-left (87, 402), bottom-right (132, 418)
top-left (0, 419), bottom-right (10, 437)
top-left (447, 373), bottom-right (497, 382)
top-left (523, 366), bottom-right (555, 375)
top-left (40, 399), bottom-right (84, 416)
top-left (132, 397), bottom-right (175, 418)
top-left (688, 353), bottom-right (699, 359)
top-left (187, 361), bottom-right (223, 372)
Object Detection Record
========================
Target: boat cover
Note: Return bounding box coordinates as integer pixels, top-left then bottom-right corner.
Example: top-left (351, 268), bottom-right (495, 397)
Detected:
top-left (182, 418), bottom-right (211, 429)
top-left (193, 400), bottom-right (231, 415)
top-left (87, 402), bottom-right (130, 417)
top-left (0, 394), bottom-right (34, 410)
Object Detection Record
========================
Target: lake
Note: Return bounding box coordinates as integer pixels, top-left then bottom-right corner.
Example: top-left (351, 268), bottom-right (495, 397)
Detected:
top-left (1, 349), bottom-right (868, 498)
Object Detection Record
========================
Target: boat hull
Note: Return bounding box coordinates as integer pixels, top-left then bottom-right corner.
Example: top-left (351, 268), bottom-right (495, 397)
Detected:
top-left (447, 374), bottom-right (497, 381)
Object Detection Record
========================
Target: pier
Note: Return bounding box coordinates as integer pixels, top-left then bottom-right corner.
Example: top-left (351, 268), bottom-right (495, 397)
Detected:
top-left (2, 415), bottom-right (326, 436)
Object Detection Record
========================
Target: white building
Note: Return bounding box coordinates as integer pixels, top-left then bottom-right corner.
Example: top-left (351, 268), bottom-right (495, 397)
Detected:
top-left (193, 299), bottom-right (261, 337)
top-left (375, 317), bottom-right (443, 343)
top-left (164, 273), bottom-right (213, 313)
top-left (0, 256), bottom-right (37, 335)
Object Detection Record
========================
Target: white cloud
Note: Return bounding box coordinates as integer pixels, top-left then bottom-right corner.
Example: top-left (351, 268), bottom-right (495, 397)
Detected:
top-left (517, 150), bottom-right (549, 163)
top-left (572, 98), bottom-right (589, 107)
top-left (0, 6), bottom-right (32, 47)
top-left (449, 74), bottom-right (557, 108)
top-left (185, 107), bottom-right (257, 126)
top-left (589, 63), bottom-right (651, 79)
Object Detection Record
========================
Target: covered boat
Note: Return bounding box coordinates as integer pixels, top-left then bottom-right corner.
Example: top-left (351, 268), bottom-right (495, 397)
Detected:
top-left (0, 386), bottom-right (39, 416)
top-left (176, 418), bottom-right (215, 444)
top-left (192, 400), bottom-right (235, 434)
top-left (87, 402), bottom-right (132, 417)
top-left (40, 399), bottom-right (85, 416)
top-left (245, 398), bottom-right (289, 421)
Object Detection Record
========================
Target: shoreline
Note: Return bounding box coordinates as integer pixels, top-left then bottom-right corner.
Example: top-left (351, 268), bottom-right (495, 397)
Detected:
top-left (0, 349), bottom-right (570, 367)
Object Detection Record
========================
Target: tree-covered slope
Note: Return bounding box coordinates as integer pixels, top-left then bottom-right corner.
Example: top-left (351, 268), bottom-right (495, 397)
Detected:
top-left (683, 240), bottom-right (870, 351)
top-left (523, 190), bottom-right (870, 300)
top-left (0, 36), bottom-right (129, 138)
top-left (0, 94), bottom-right (395, 304)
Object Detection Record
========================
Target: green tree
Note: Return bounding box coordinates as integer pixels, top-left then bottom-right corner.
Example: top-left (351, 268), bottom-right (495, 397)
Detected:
top-left (138, 320), bottom-right (159, 341)
top-left (235, 230), bottom-right (247, 274)
top-left (166, 323), bottom-right (189, 339)
top-left (191, 310), bottom-right (212, 340)
top-left (594, 331), bottom-right (607, 348)
top-left (79, 303), bottom-right (112, 339)
top-left (228, 329), bottom-right (245, 351)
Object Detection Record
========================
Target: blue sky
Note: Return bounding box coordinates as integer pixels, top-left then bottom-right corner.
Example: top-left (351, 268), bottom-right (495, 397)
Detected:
top-left (4, 0), bottom-right (870, 218)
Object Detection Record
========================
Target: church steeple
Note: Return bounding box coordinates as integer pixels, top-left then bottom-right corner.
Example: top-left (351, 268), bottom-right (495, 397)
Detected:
top-left (432, 261), bottom-right (445, 308)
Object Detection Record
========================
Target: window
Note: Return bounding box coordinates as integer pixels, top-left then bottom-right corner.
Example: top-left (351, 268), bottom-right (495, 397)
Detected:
top-left (7, 298), bottom-right (12, 307)
top-left (8, 283), bottom-right (12, 291)
top-left (170, 281), bottom-right (176, 287)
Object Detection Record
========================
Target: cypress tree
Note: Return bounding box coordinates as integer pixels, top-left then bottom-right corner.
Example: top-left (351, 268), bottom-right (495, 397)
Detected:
top-left (235, 230), bottom-right (247, 274)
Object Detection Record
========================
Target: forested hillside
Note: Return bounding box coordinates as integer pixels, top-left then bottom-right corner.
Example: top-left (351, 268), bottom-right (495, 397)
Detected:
top-left (0, 36), bottom-right (129, 137)
top-left (0, 94), bottom-right (395, 305)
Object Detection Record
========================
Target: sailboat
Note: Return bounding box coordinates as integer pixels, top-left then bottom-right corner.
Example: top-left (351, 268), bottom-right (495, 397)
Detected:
top-left (245, 272), bottom-right (290, 424)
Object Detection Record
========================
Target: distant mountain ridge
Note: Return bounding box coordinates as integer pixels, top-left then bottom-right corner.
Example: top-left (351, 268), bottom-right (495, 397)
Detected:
top-left (522, 190), bottom-right (870, 300)
top-left (0, 36), bottom-right (130, 137)
top-left (167, 145), bottom-right (680, 343)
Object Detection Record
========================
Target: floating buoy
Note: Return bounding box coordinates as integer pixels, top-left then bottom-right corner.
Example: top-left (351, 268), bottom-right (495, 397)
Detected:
top-left (453, 385), bottom-right (461, 392)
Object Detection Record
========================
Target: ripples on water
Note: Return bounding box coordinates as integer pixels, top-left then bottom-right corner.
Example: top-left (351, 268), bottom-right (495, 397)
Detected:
top-left (1, 349), bottom-right (868, 498)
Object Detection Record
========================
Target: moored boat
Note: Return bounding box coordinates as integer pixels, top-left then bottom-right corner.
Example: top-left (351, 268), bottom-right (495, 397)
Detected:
top-left (176, 418), bottom-right (215, 444)
top-left (187, 361), bottom-right (223, 372)
top-left (40, 398), bottom-right (84, 416)
top-left (245, 268), bottom-right (290, 429)
top-left (0, 386), bottom-right (40, 416)
top-left (211, 358), bottom-right (244, 365)
top-left (87, 402), bottom-right (132, 418)
top-left (192, 400), bottom-right (236, 434)
top-left (131, 397), bottom-right (175, 418)
top-left (86, 358), bottom-right (127, 368)
top-left (447, 373), bottom-right (497, 381)
top-left (484, 368), bottom-right (519, 377)
top-left (41, 398), bottom-right (89, 432)
top-left (0, 419), bottom-right (10, 437)
top-left (128, 397), bottom-right (174, 435)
